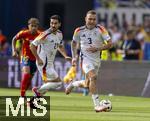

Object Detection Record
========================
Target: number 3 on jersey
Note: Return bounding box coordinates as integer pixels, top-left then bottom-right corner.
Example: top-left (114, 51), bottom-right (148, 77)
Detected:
top-left (88, 38), bottom-right (92, 44)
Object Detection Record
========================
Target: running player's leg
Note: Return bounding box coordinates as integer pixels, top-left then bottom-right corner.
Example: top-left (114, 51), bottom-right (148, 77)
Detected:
top-left (33, 78), bottom-right (62, 96)
top-left (87, 70), bottom-right (100, 106)
top-left (65, 79), bottom-right (85, 94)
top-left (20, 58), bottom-right (32, 97)
top-left (32, 65), bottom-right (62, 96)
top-left (81, 59), bottom-right (107, 112)
top-left (65, 62), bottom-right (87, 94)
top-left (86, 64), bottom-right (107, 112)
top-left (26, 60), bottom-right (37, 91)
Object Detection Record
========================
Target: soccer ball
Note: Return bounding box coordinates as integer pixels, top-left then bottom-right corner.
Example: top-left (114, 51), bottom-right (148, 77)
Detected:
top-left (100, 99), bottom-right (112, 112)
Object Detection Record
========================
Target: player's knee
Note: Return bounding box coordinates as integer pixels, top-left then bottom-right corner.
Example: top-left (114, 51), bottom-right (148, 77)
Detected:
top-left (22, 67), bottom-right (30, 73)
top-left (45, 82), bottom-right (62, 90)
top-left (57, 82), bottom-right (63, 87)
top-left (89, 75), bottom-right (97, 81)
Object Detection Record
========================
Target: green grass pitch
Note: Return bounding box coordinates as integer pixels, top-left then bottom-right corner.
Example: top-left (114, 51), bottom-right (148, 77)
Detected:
top-left (0, 88), bottom-right (150, 121)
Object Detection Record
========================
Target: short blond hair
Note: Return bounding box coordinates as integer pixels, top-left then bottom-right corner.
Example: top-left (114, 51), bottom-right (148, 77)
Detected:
top-left (86, 10), bottom-right (96, 16)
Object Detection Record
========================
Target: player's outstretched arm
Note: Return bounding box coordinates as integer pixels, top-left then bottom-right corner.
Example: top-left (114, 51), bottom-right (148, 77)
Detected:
top-left (58, 45), bottom-right (72, 61)
top-left (12, 36), bottom-right (19, 57)
top-left (30, 43), bottom-right (43, 66)
top-left (71, 41), bottom-right (78, 58)
top-left (71, 41), bottom-right (78, 66)
top-left (99, 39), bottom-right (112, 51)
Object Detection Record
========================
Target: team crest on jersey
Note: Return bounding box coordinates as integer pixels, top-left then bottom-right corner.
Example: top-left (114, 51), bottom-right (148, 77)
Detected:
top-left (94, 31), bottom-right (97, 36)
top-left (81, 34), bottom-right (86, 37)
top-left (50, 40), bottom-right (54, 43)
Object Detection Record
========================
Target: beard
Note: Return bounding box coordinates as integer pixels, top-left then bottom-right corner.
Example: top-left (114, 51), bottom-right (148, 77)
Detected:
top-left (51, 27), bottom-right (57, 32)
top-left (86, 24), bottom-right (95, 30)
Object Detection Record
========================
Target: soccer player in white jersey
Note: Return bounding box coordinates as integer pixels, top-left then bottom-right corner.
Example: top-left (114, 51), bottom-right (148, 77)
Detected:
top-left (29, 15), bottom-right (71, 101)
top-left (65, 10), bottom-right (112, 112)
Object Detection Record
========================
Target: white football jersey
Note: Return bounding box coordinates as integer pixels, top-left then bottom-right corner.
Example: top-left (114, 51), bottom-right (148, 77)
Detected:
top-left (73, 25), bottom-right (111, 63)
top-left (32, 29), bottom-right (63, 64)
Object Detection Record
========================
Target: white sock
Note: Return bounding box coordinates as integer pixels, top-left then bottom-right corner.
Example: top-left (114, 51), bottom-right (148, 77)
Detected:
top-left (72, 80), bottom-right (85, 87)
top-left (92, 94), bottom-right (100, 107)
top-left (38, 82), bottom-right (62, 94)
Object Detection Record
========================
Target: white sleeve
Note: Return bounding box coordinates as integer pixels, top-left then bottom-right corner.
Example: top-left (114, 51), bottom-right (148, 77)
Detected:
top-left (99, 26), bottom-right (111, 42)
top-left (72, 28), bottom-right (80, 43)
top-left (32, 32), bottom-right (46, 46)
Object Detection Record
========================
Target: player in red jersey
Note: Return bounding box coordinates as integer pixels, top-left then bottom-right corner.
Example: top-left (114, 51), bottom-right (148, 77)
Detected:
top-left (12, 18), bottom-right (41, 97)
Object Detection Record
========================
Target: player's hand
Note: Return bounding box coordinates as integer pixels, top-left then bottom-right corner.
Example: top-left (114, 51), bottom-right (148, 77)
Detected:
top-left (65, 56), bottom-right (72, 62)
top-left (72, 58), bottom-right (77, 66)
top-left (12, 50), bottom-right (19, 58)
top-left (86, 46), bottom-right (99, 53)
top-left (37, 58), bottom-right (43, 66)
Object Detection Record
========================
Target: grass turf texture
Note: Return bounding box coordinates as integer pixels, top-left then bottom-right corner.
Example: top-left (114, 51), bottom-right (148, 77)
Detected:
top-left (0, 88), bottom-right (150, 121)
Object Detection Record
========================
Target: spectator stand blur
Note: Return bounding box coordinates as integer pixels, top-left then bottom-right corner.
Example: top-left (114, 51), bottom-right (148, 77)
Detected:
top-left (108, 22), bottom-right (123, 61)
top-left (0, 29), bottom-right (11, 57)
top-left (95, 0), bottom-right (150, 61)
top-left (94, 0), bottom-right (150, 9)
top-left (64, 40), bottom-right (72, 57)
top-left (136, 17), bottom-right (150, 60)
top-left (117, 30), bottom-right (141, 60)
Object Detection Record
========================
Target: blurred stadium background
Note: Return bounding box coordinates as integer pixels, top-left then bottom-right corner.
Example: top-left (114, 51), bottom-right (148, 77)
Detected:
top-left (0, 0), bottom-right (150, 121)
top-left (0, 0), bottom-right (150, 96)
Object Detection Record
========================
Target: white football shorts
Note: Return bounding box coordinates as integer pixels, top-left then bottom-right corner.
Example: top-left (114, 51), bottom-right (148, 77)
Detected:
top-left (82, 57), bottom-right (101, 74)
top-left (37, 63), bottom-right (58, 82)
